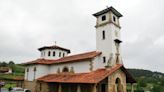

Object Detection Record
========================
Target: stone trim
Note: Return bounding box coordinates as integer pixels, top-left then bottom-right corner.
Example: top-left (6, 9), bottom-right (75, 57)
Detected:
top-left (95, 20), bottom-right (121, 29)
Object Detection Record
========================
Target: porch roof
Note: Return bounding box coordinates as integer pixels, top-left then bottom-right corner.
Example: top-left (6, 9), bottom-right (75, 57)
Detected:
top-left (37, 64), bottom-right (136, 83)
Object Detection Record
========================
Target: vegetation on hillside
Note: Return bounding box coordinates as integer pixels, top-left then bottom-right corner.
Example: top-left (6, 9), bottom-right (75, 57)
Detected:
top-left (1, 61), bottom-right (164, 92)
top-left (0, 61), bottom-right (24, 80)
top-left (128, 69), bottom-right (164, 92)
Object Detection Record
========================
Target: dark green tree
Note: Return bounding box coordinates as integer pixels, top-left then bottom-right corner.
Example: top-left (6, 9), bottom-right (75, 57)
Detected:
top-left (152, 85), bottom-right (162, 92)
top-left (1, 62), bottom-right (7, 67)
top-left (8, 61), bottom-right (15, 65)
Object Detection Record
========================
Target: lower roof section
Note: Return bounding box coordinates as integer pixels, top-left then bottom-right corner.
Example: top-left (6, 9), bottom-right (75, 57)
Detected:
top-left (37, 64), bottom-right (136, 84)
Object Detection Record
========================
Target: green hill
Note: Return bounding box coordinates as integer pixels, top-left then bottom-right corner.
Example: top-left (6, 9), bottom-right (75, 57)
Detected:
top-left (127, 69), bottom-right (164, 92)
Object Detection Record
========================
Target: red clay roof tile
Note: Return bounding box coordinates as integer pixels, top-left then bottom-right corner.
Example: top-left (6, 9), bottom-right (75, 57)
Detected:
top-left (37, 64), bottom-right (136, 83)
top-left (23, 51), bottom-right (101, 65)
top-left (38, 45), bottom-right (71, 53)
top-left (37, 64), bottom-right (122, 83)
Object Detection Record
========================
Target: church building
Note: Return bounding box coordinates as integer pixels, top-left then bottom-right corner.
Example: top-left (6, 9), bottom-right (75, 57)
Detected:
top-left (23, 7), bottom-right (136, 92)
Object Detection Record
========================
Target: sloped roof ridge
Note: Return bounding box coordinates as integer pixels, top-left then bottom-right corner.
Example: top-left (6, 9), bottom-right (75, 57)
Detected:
top-left (37, 64), bottom-right (123, 83)
top-left (23, 51), bottom-right (101, 65)
top-left (38, 45), bottom-right (71, 53)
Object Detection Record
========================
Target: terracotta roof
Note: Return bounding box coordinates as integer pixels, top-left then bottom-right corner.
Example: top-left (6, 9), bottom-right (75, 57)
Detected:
top-left (23, 51), bottom-right (101, 65)
top-left (93, 6), bottom-right (123, 17)
top-left (0, 67), bottom-right (10, 73)
top-left (38, 45), bottom-right (71, 53)
top-left (37, 64), bottom-right (136, 83)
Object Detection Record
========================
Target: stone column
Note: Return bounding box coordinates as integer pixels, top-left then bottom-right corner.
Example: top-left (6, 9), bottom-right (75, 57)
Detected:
top-left (131, 83), bottom-right (134, 92)
top-left (77, 85), bottom-right (81, 92)
top-left (58, 84), bottom-right (62, 92)
top-left (93, 84), bottom-right (97, 92)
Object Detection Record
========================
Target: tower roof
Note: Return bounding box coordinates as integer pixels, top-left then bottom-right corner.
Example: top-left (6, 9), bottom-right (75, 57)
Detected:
top-left (38, 45), bottom-right (71, 53)
top-left (93, 6), bottom-right (123, 17)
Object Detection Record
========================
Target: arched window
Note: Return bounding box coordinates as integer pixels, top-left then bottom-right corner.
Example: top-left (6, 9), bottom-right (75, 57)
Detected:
top-left (102, 15), bottom-right (106, 21)
top-left (63, 53), bottom-right (65, 57)
top-left (33, 67), bottom-right (37, 71)
top-left (53, 51), bottom-right (56, 56)
top-left (59, 52), bottom-right (61, 57)
top-left (48, 51), bottom-right (51, 56)
top-left (102, 30), bottom-right (105, 40)
top-left (26, 68), bottom-right (29, 72)
top-left (33, 67), bottom-right (37, 80)
top-left (115, 78), bottom-right (122, 92)
top-left (113, 16), bottom-right (116, 22)
top-left (62, 67), bottom-right (69, 72)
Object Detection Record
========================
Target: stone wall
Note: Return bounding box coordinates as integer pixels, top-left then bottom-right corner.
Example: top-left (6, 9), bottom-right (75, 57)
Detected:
top-left (24, 81), bottom-right (37, 92)
top-left (24, 81), bottom-right (49, 92)
top-left (108, 69), bottom-right (127, 92)
top-left (36, 82), bottom-right (49, 92)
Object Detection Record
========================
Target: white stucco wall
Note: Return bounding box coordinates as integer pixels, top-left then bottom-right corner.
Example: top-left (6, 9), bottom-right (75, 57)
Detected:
top-left (97, 13), bottom-right (110, 25)
top-left (25, 65), bottom-right (49, 81)
top-left (96, 11), bottom-right (122, 66)
top-left (25, 60), bottom-right (92, 81)
top-left (49, 60), bottom-right (91, 73)
top-left (40, 49), bottom-right (68, 59)
top-left (92, 55), bottom-right (106, 70)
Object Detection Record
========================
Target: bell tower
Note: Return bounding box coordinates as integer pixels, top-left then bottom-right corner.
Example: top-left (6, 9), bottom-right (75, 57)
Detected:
top-left (93, 6), bottom-right (123, 67)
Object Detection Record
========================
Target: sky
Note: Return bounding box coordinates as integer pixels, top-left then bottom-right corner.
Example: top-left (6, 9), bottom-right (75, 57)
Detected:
top-left (0, 0), bottom-right (164, 73)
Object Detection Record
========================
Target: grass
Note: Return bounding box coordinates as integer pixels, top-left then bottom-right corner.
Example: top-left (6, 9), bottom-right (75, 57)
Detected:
top-left (3, 83), bottom-right (16, 88)
top-left (0, 73), bottom-right (23, 80)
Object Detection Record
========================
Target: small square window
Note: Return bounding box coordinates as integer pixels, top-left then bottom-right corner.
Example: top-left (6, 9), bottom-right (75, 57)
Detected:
top-left (102, 15), bottom-right (106, 21)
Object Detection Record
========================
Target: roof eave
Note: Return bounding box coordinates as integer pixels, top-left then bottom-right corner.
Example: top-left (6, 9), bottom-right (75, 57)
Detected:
top-left (93, 6), bottom-right (123, 17)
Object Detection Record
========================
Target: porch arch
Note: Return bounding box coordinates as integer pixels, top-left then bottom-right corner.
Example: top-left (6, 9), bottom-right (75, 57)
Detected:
top-left (115, 78), bottom-right (123, 92)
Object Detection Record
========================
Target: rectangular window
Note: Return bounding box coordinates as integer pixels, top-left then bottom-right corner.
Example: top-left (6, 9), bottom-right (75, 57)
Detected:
top-left (102, 15), bottom-right (106, 21)
top-left (63, 53), bottom-right (65, 57)
top-left (48, 51), bottom-right (51, 56)
top-left (113, 16), bottom-right (116, 22)
top-left (103, 57), bottom-right (106, 63)
top-left (59, 52), bottom-right (61, 57)
top-left (102, 30), bottom-right (105, 40)
top-left (53, 51), bottom-right (55, 56)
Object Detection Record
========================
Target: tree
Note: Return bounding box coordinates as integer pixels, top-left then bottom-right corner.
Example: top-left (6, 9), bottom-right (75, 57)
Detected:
top-left (8, 61), bottom-right (15, 65)
top-left (138, 79), bottom-right (147, 87)
top-left (152, 85), bottom-right (162, 92)
top-left (1, 62), bottom-right (7, 67)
